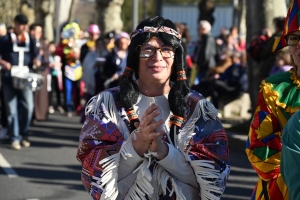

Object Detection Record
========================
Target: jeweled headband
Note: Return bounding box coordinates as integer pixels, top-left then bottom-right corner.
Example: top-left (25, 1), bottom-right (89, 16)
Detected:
top-left (130, 26), bottom-right (182, 39)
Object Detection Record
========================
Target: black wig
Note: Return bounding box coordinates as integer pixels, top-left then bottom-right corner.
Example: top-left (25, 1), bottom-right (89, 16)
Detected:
top-left (119, 16), bottom-right (190, 137)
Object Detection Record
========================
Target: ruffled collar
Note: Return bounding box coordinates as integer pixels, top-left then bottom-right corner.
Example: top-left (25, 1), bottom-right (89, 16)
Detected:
top-left (290, 68), bottom-right (300, 89)
top-left (262, 69), bottom-right (300, 113)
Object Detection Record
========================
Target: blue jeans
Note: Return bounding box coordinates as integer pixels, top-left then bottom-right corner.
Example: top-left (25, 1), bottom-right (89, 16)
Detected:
top-left (65, 78), bottom-right (80, 112)
top-left (2, 79), bottom-right (34, 142)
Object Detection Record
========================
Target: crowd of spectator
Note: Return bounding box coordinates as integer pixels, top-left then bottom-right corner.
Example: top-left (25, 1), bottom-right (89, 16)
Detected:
top-left (0, 15), bottom-right (131, 149)
top-left (0, 14), bottom-right (292, 149)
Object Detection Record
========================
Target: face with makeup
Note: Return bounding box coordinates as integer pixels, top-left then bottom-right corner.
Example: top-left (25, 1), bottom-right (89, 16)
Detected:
top-left (286, 30), bottom-right (300, 77)
top-left (138, 37), bottom-right (175, 86)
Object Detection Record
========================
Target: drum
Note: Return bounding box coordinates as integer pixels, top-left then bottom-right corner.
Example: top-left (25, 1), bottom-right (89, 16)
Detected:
top-left (12, 72), bottom-right (44, 91)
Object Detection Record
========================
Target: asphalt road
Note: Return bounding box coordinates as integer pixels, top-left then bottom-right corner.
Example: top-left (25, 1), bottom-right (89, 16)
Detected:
top-left (0, 112), bottom-right (257, 200)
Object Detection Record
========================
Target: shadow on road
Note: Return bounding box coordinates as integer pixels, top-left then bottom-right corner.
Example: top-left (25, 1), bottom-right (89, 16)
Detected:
top-left (222, 118), bottom-right (257, 199)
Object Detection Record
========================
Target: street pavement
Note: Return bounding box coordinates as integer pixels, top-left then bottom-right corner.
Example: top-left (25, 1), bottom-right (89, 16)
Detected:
top-left (0, 111), bottom-right (257, 200)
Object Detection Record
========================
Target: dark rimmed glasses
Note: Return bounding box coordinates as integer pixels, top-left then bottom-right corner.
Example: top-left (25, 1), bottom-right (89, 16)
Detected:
top-left (286, 34), bottom-right (300, 46)
top-left (139, 44), bottom-right (175, 58)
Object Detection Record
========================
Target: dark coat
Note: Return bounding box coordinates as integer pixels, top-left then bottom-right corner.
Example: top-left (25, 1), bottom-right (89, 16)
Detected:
top-left (193, 33), bottom-right (217, 78)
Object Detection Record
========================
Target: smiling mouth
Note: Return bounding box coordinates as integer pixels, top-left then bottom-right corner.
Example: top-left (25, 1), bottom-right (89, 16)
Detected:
top-left (149, 66), bottom-right (166, 68)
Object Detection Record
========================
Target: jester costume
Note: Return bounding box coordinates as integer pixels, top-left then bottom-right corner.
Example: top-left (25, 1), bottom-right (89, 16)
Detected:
top-left (246, 69), bottom-right (300, 200)
top-left (246, 0), bottom-right (300, 198)
top-left (76, 87), bottom-right (230, 199)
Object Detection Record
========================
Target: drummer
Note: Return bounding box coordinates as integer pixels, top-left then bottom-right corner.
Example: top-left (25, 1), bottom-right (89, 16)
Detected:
top-left (0, 14), bottom-right (38, 150)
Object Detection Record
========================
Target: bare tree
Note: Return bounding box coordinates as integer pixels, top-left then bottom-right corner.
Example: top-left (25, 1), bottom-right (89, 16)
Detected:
top-left (41, 0), bottom-right (55, 41)
top-left (0, 0), bottom-right (20, 26)
top-left (96, 0), bottom-right (124, 35)
top-left (68, 0), bottom-right (77, 23)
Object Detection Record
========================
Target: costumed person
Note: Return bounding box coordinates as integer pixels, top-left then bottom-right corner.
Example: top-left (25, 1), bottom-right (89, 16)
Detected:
top-left (246, 1), bottom-right (300, 199)
top-left (0, 14), bottom-right (37, 150)
top-left (76, 16), bottom-right (230, 200)
top-left (281, 109), bottom-right (300, 200)
top-left (60, 22), bottom-right (82, 117)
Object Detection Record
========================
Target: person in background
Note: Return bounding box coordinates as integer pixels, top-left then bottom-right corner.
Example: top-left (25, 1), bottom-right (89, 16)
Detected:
top-left (102, 31), bottom-right (130, 89)
top-left (215, 27), bottom-right (229, 63)
top-left (246, 1), bottom-right (300, 199)
top-left (6, 26), bottom-right (14, 33)
top-left (76, 30), bottom-right (87, 49)
top-left (224, 33), bottom-right (239, 51)
top-left (30, 23), bottom-right (49, 121)
top-left (0, 14), bottom-right (37, 150)
top-left (104, 30), bottom-right (115, 53)
top-left (281, 109), bottom-right (300, 200)
top-left (176, 22), bottom-right (191, 55)
top-left (192, 20), bottom-right (217, 84)
top-left (258, 16), bottom-right (285, 79)
top-left (0, 24), bottom-right (7, 37)
top-left (76, 16), bottom-right (230, 200)
top-left (206, 48), bottom-right (233, 80)
top-left (236, 34), bottom-right (246, 52)
top-left (176, 22), bottom-right (192, 80)
top-left (216, 27), bottom-right (229, 45)
top-left (48, 41), bottom-right (64, 114)
top-left (229, 25), bottom-right (239, 45)
top-left (0, 23), bottom-right (7, 140)
top-left (269, 50), bottom-right (293, 76)
top-left (194, 51), bottom-right (247, 109)
top-left (79, 24), bottom-right (101, 64)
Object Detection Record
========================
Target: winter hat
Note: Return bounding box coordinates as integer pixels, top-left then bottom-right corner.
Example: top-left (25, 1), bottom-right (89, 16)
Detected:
top-left (115, 31), bottom-right (130, 41)
top-left (87, 24), bottom-right (101, 34)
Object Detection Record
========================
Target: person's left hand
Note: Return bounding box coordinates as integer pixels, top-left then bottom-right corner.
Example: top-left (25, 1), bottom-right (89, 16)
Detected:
top-left (133, 104), bottom-right (169, 160)
top-left (149, 131), bottom-right (168, 160)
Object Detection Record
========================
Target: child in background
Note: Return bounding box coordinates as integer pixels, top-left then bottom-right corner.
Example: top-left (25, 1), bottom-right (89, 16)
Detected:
top-left (269, 50), bottom-right (293, 76)
top-left (48, 42), bottom-right (64, 114)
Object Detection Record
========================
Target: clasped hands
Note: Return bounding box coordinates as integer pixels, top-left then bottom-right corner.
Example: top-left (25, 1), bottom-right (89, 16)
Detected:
top-left (131, 104), bottom-right (168, 160)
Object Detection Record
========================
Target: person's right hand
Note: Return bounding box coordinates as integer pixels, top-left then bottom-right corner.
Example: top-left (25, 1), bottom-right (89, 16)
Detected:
top-left (1, 60), bottom-right (11, 71)
top-left (131, 104), bottom-right (165, 157)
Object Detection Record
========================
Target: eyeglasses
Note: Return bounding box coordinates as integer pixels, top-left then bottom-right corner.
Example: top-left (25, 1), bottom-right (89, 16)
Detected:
top-left (139, 44), bottom-right (175, 58)
top-left (286, 34), bottom-right (300, 46)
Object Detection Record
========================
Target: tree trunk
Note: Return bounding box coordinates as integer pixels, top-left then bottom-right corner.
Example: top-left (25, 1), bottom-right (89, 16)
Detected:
top-left (56, 0), bottom-right (72, 34)
top-left (68, 0), bottom-right (77, 23)
top-left (0, 0), bottom-right (20, 26)
top-left (237, 0), bottom-right (246, 36)
top-left (41, 0), bottom-right (55, 41)
top-left (246, 0), bottom-right (287, 114)
top-left (96, 0), bottom-right (124, 35)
